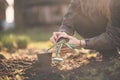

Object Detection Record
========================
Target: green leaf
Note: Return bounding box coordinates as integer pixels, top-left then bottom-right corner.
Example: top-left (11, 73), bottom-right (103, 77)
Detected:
top-left (69, 44), bottom-right (77, 48)
top-left (64, 43), bottom-right (74, 52)
top-left (46, 44), bottom-right (56, 52)
top-left (64, 43), bottom-right (73, 50)
top-left (56, 43), bottom-right (63, 56)
top-left (58, 40), bottom-right (65, 45)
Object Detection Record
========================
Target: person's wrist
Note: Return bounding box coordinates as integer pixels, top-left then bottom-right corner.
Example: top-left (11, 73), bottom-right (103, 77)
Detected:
top-left (75, 40), bottom-right (86, 49)
top-left (80, 40), bottom-right (86, 48)
top-left (74, 40), bottom-right (80, 49)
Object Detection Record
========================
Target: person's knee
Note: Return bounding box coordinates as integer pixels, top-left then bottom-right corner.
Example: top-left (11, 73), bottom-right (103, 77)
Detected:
top-left (97, 48), bottom-right (119, 58)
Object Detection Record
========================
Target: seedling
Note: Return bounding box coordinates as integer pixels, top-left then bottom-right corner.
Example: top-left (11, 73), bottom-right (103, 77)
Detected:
top-left (37, 38), bottom-right (77, 67)
top-left (46, 38), bottom-right (77, 56)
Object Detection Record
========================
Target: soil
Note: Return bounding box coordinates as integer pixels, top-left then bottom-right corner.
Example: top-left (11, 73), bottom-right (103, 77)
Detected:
top-left (0, 52), bottom-right (120, 80)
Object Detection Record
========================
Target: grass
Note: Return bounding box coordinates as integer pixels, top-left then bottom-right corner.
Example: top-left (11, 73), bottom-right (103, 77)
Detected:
top-left (0, 26), bottom-right (58, 50)
top-left (0, 27), bottom-right (57, 42)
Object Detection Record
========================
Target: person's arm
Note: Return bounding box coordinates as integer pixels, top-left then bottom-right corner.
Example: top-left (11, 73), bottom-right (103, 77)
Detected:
top-left (84, 1), bottom-right (120, 50)
top-left (59, 0), bottom-right (80, 35)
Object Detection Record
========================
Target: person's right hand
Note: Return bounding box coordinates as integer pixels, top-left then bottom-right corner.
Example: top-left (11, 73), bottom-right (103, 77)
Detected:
top-left (50, 32), bottom-right (67, 44)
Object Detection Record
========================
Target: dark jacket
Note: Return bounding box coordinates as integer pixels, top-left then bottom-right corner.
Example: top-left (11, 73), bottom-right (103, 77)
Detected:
top-left (59, 0), bottom-right (120, 51)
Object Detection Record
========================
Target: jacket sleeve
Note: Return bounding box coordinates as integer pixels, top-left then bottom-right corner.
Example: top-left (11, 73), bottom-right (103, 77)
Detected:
top-left (59, 0), bottom-right (80, 35)
top-left (84, 0), bottom-right (120, 50)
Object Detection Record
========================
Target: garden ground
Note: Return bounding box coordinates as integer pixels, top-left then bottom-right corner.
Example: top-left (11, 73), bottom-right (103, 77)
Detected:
top-left (0, 27), bottom-right (120, 80)
top-left (0, 48), bottom-right (120, 80)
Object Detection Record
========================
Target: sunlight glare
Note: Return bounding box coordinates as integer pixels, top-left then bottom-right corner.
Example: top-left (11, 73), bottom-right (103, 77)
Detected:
top-left (6, 6), bottom-right (14, 23)
top-left (6, 0), bottom-right (14, 5)
top-left (6, 0), bottom-right (14, 23)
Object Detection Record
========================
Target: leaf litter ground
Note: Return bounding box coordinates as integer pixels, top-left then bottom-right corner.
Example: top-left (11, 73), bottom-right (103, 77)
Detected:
top-left (0, 50), bottom-right (120, 80)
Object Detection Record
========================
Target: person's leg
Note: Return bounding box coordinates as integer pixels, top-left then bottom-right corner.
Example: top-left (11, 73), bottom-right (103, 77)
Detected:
top-left (98, 48), bottom-right (119, 60)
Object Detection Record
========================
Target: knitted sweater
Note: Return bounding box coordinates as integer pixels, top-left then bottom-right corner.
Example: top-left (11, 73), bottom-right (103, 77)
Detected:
top-left (59, 0), bottom-right (120, 50)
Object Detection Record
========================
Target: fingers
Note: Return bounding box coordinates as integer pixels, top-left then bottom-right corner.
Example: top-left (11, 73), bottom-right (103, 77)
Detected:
top-left (58, 32), bottom-right (74, 40)
top-left (58, 34), bottom-right (68, 39)
top-left (50, 37), bottom-right (56, 44)
top-left (50, 32), bottom-right (62, 43)
top-left (50, 32), bottom-right (68, 44)
top-left (53, 32), bottom-right (59, 41)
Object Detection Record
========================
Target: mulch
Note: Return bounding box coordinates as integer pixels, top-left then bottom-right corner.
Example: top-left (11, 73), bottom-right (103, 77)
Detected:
top-left (0, 53), bottom-right (120, 80)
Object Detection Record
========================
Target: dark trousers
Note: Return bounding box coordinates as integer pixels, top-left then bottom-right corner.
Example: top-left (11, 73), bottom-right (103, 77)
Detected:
top-left (97, 48), bottom-right (119, 60)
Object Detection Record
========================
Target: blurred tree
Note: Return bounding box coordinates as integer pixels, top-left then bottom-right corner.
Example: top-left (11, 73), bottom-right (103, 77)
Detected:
top-left (14, 0), bottom-right (25, 27)
top-left (0, 0), bottom-right (8, 30)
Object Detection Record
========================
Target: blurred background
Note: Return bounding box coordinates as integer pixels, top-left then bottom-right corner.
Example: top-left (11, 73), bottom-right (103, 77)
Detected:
top-left (1, 1), bottom-right (120, 80)
top-left (0, 0), bottom-right (70, 52)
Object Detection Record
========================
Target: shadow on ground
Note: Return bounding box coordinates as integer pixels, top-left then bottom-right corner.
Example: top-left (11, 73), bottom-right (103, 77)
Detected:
top-left (24, 54), bottom-right (120, 80)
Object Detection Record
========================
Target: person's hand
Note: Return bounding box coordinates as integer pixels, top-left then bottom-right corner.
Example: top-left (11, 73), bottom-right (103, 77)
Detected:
top-left (50, 32), bottom-right (86, 54)
top-left (50, 32), bottom-right (67, 44)
top-left (50, 32), bottom-right (69, 54)
top-left (58, 33), bottom-right (80, 48)
top-left (59, 33), bottom-right (86, 54)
